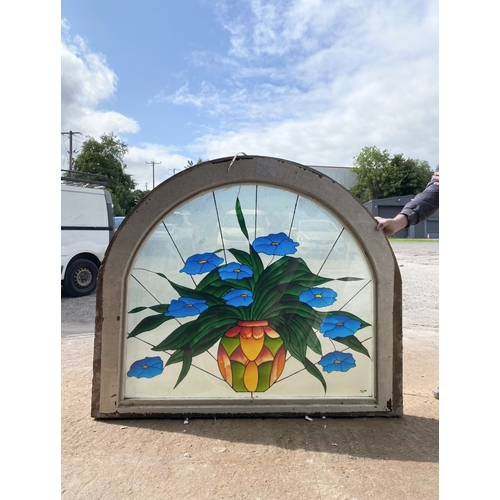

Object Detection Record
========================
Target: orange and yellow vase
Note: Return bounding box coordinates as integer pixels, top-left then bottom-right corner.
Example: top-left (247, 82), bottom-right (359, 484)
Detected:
top-left (217, 320), bottom-right (287, 392)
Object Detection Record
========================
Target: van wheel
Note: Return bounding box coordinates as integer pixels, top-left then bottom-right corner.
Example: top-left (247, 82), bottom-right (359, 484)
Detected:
top-left (63, 259), bottom-right (99, 297)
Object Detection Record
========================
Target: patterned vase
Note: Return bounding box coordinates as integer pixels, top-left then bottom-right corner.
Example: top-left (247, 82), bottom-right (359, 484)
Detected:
top-left (217, 320), bottom-right (287, 392)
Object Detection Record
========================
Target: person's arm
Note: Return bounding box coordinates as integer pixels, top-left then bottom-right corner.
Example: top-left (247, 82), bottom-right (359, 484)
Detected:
top-left (399, 169), bottom-right (439, 225)
top-left (374, 168), bottom-right (439, 236)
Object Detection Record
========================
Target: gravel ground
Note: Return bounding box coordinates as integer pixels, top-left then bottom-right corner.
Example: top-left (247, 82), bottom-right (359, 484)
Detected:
top-left (61, 241), bottom-right (439, 500)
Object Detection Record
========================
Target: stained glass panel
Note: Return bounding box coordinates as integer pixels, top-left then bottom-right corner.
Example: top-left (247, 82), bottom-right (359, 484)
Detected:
top-left (124, 184), bottom-right (374, 400)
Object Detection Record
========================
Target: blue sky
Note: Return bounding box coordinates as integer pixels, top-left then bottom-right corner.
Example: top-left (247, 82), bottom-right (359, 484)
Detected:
top-left (61, 0), bottom-right (439, 188)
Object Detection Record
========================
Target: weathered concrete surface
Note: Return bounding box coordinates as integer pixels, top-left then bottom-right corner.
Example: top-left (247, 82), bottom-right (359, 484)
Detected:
top-left (61, 241), bottom-right (438, 500)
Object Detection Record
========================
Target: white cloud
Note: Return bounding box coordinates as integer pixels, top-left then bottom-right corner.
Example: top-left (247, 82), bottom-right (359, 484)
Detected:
top-left (61, 21), bottom-right (139, 140)
top-left (60, 22), bottom-right (193, 185)
top-left (124, 143), bottom-right (192, 189)
top-left (178, 0), bottom-right (439, 167)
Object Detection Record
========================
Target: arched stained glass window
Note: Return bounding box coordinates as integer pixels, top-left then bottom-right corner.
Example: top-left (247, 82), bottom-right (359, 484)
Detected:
top-left (92, 156), bottom-right (402, 418)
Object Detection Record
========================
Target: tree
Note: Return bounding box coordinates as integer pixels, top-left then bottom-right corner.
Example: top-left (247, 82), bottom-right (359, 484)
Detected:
top-left (184, 158), bottom-right (207, 169)
top-left (350, 146), bottom-right (432, 203)
top-left (72, 133), bottom-right (148, 215)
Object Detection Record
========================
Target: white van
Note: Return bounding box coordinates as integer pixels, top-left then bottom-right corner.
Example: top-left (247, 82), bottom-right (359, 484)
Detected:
top-left (61, 172), bottom-right (114, 297)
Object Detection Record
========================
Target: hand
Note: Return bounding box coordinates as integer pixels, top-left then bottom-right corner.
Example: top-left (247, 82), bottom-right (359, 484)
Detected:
top-left (374, 214), bottom-right (408, 236)
top-left (432, 170), bottom-right (439, 186)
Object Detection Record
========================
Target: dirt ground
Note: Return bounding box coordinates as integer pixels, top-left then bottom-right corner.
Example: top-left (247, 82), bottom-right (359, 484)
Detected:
top-left (61, 241), bottom-right (439, 500)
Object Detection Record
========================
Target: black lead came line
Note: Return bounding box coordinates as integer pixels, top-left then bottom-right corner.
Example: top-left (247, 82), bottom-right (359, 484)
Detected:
top-left (212, 190), bottom-right (227, 264)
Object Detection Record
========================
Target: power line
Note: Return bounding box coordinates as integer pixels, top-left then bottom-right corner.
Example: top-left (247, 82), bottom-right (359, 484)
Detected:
top-left (61, 131), bottom-right (82, 171)
top-left (125, 152), bottom-right (155, 164)
top-left (146, 161), bottom-right (161, 189)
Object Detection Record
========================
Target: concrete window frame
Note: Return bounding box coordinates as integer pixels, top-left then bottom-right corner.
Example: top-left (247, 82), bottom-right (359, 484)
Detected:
top-left (91, 155), bottom-right (402, 418)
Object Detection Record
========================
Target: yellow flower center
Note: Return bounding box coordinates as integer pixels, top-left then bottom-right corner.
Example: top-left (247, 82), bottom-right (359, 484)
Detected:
top-left (315, 294), bottom-right (322, 298)
top-left (271, 241), bottom-right (279, 246)
top-left (234, 269), bottom-right (241, 273)
top-left (241, 294), bottom-right (248, 298)
top-left (334, 360), bottom-right (342, 364)
top-left (142, 365), bottom-right (149, 369)
top-left (199, 259), bottom-right (207, 264)
top-left (184, 304), bottom-right (193, 307)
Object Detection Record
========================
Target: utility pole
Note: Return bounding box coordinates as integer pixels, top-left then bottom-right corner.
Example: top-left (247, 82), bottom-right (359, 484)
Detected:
top-left (61, 131), bottom-right (82, 172)
top-left (146, 161), bottom-right (161, 188)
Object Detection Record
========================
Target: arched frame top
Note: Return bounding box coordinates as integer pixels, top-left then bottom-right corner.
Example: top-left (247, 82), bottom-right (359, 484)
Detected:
top-left (91, 156), bottom-right (402, 418)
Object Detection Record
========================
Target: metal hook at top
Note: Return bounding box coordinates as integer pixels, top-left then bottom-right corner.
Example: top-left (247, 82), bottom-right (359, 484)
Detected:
top-left (227, 152), bottom-right (247, 171)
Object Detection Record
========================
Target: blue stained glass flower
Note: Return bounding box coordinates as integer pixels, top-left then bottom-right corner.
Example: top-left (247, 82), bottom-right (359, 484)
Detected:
top-left (318, 351), bottom-right (356, 373)
top-left (218, 262), bottom-right (253, 281)
top-left (164, 297), bottom-right (208, 318)
top-left (252, 232), bottom-right (299, 256)
top-left (320, 314), bottom-right (362, 339)
top-left (180, 252), bottom-right (224, 275)
top-left (127, 356), bottom-right (164, 378)
top-left (222, 289), bottom-right (254, 307)
top-left (298, 287), bottom-right (337, 307)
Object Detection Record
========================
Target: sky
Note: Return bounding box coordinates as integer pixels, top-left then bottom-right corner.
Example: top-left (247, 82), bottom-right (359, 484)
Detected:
top-left (60, 0), bottom-right (439, 189)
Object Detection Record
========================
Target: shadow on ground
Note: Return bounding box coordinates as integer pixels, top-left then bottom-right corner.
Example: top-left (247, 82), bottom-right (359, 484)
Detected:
top-left (95, 413), bottom-right (438, 463)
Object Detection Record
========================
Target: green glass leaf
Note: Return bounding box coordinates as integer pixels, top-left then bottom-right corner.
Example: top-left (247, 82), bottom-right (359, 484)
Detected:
top-left (189, 314), bottom-right (240, 348)
top-left (189, 330), bottom-right (229, 357)
top-left (304, 358), bottom-right (327, 393)
top-left (270, 314), bottom-right (316, 355)
top-left (196, 268), bottom-right (224, 291)
top-left (152, 306), bottom-right (241, 351)
top-left (254, 256), bottom-right (332, 300)
top-left (333, 277), bottom-right (364, 281)
top-left (148, 304), bottom-right (171, 314)
top-left (165, 349), bottom-right (183, 365)
top-left (192, 336), bottom-right (226, 357)
top-left (306, 329), bottom-right (323, 356)
top-left (167, 279), bottom-right (223, 307)
top-left (128, 314), bottom-right (171, 338)
top-left (198, 282), bottom-right (237, 299)
top-left (274, 283), bottom-right (307, 296)
top-left (227, 248), bottom-right (253, 267)
top-left (173, 349), bottom-right (193, 388)
top-left (277, 320), bottom-right (307, 360)
top-left (248, 242), bottom-right (264, 279)
top-left (279, 333), bottom-right (303, 362)
top-left (270, 316), bottom-right (327, 391)
top-left (128, 306), bottom-right (149, 314)
top-left (250, 287), bottom-right (286, 320)
top-left (334, 335), bottom-right (371, 358)
top-left (218, 277), bottom-right (252, 289)
top-left (235, 197), bottom-right (249, 240)
top-left (294, 275), bottom-right (332, 287)
top-left (265, 300), bottom-right (322, 323)
top-left (153, 320), bottom-right (201, 351)
top-left (159, 311), bottom-right (245, 388)
top-left (252, 258), bottom-right (294, 298)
